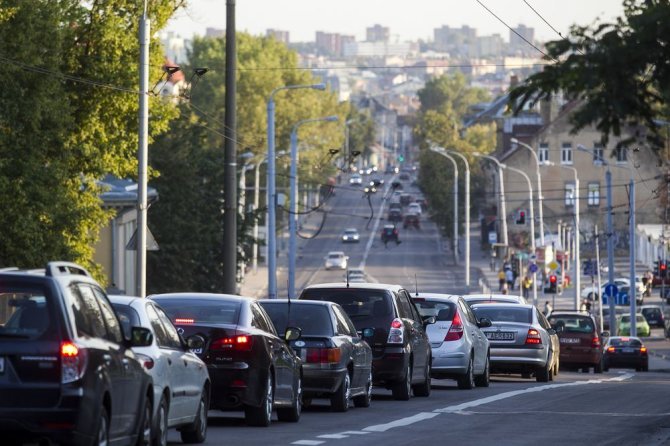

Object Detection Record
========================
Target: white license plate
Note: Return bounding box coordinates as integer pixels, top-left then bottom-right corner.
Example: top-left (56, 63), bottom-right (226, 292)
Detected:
top-left (486, 332), bottom-right (515, 341)
top-left (0, 357), bottom-right (4, 374)
top-left (622, 348), bottom-right (635, 353)
top-left (560, 338), bottom-right (580, 344)
top-left (190, 348), bottom-right (202, 355)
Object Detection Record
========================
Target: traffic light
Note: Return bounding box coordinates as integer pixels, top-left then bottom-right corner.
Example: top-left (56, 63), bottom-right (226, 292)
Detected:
top-left (547, 274), bottom-right (557, 293)
top-left (654, 260), bottom-right (660, 277)
top-left (661, 261), bottom-right (667, 278)
top-left (515, 209), bottom-right (526, 225)
top-left (397, 154), bottom-right (405, 163)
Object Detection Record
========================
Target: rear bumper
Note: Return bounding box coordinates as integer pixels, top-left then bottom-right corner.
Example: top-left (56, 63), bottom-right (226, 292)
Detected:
top-left (490, 346), bottom-right (548, 371)
top-left (430, 342), bottom-right (470, 376)
top-left (372, 346), bottom-right (409, 385)
top-left (208, 363), bottom-right (263, 409)
top-left (302, 367), bottom-right (347, 396)
top-left (604, 355), bottom-right (648, 368)
top-left (559, 349), bottom-right (602, 367)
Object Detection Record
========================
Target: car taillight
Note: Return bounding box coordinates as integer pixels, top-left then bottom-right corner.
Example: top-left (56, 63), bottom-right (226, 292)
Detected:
top-left (135, 353), bottom-right (155, 370)
top-left (305, 348), bottom-right (342, 364)
top-left (591, 336), bottom-right (601, 348)
top-left (388, 318), bottom-right (404, 344)
top-left (61, 341), bottom-right (87, 384)
top-left (210, 335), bottom-right (253, 351)
top-left (525, 328), bottom-right (542, 345)
top-left (445, 312), bottom-right (464, 341)
top-left (607, 346), bottom-right (615, 353)
top-left (174, 318), bottom-right (195, 324)
top-left (640, 346), bottom-right (647, 354)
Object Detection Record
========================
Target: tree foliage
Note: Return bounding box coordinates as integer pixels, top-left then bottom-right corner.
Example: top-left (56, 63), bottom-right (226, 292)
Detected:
top-left (509, 0), bottom-right (670, 149)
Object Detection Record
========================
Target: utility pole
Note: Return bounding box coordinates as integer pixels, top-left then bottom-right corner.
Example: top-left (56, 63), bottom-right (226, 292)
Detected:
top-left (136, 6), bottom-right (150, 297)
top-left (222, 0), bottom-right (238, 294)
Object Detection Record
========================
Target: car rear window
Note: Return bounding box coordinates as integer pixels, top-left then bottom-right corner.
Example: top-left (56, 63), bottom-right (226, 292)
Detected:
top-left (610, 338), bottom-right (642, 347)
top-left (328, 254), bottom-right (342, 259)
top-left (472, 307), bottom-right (532, 323)
top-left (153, 298), bottom-right (241, 325)
top-left (547, 316), bottom-right (595, 333)
top-left (300, 288), bottom-right (393, 329)
top-left (0, 287), bottom-right (51, 339)
top-left (642, 308), bottom-right (661, 317)
top-left (260, 302), bottom-right (333, 337)
top-left (111, 303), bottom-right (141, 340)
top-left (413, 299), bottom-right (455, 321)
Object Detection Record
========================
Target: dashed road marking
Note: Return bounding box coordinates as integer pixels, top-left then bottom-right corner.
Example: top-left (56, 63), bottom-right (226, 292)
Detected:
top-left (362, 412), bottom-right (441, 433)
top-left (292, 441), bottom-right (325, 445)
top-left (317, 431), bottom-right (371, 439)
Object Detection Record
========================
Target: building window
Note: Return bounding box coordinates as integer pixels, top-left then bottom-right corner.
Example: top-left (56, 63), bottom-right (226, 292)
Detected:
top-left (587, 183), bottom-right (600, 206)
top-left (564, 183), bottom-right (575, 207)
top-left (538, 142), bottom-right (549, 163)
top-left (561, 142), bottom-right (573, 165)
top-left (616, 147), bottom-right (628, 163)
top-left (593, 143), bottom-right (604, 165)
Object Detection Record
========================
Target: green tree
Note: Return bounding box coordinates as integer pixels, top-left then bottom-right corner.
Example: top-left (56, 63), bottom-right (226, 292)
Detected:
top-left (509, 0), bottom-right (670, 149)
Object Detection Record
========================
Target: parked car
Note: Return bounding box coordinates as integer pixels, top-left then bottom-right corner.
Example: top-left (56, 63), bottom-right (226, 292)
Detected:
top-left (462, 294), bottom-right (527, 306)
top-left (616, 314), bottom-right (651, 337)
top-left (150, 293), bottom-right (303, 427)
top-left (259, 300), bottom-right (373, 411)
top-left (411, 294), bottom-right (491, 389)
top-left (324, 251), bottom-right (349, 270)
top-left (0, 262), bottom-right (154, 446)
top-left (639, 305), bottom-right (665, 328)
top-left (471, 304), bottom-right (560, 382)
top-left (299, 283), bottom-right (434, 400)
top-left (546, 311), bottom-right (605, 373)
top-left (603, 336), bottom-right (648, 371)
top-left (403, 213), bottom-right (420, 229)
top-left (110, 295), bottom-right (211, 445)
top-left (341, 228), bottom-right (360, 243)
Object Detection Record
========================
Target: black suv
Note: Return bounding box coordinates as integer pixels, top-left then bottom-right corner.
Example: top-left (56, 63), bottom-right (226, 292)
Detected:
top-left (0, 262), bottom-right (154, 446)
top-left (299, 283), bottom-right (434, 400)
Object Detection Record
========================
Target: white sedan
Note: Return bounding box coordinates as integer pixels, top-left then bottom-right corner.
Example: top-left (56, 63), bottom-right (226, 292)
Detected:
top-left (341, 228), bottom-right (360, 243)
top-left (324, 251), bottom-right (348, 270)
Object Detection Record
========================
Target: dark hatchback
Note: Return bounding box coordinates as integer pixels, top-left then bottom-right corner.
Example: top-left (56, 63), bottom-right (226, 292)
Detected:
top-left (0, 262), bottom-right (154, 446)
top-left (150, 293), bottom-right (303, 427)
top-left (299, 283), bottom-right (433, 401)
top-left (259, 300), bottom-right (373, 411)
top-left (603, 336), bottom-right (648, 371)
top-left (547, 311), bottom-right (604, 373)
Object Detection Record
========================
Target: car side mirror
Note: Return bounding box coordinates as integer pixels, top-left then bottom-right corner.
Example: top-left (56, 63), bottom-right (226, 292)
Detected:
top-left (285, 326), bottom-right (302, 342)
top-left (422, 316), bottom-right (436, 325)
top-left (601, 331), bottom-right (610, 338)
top-left (478, 317), bottom-right (492, 328)
top-left (547, 328), bottom-right (557, 335)
top-left (130, 326), bottom-right (153, 347)
top-left (186, 334), bottom-right (205, 351)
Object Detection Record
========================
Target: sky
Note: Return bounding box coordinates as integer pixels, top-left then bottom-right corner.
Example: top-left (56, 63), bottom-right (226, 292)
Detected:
top-left (165, 0), bottom-right (626, 44)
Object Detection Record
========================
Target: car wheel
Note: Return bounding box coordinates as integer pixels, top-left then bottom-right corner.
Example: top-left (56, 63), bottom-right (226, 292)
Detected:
top-left (353, 372), bottom-right (372, 408)
top-left (95, 406), bottom-right (110, 446)
top-left (474, 355), bottom-right (490, 387)
top-left (181, 389), bottom-right (208, 443)
top-left (152, 397), bottom-right (169, 446)
top-left (245, 373), bottom-right (273, 427)
top-left (536, 357), bottom-right (551, 382)
top-left (277, 376), bottom-right (302, 422)
top-left (412, 358), bottom-right (432, 397)
top-left (642, 364), bottom-right (649, 372)
top-left (331, 373), bottom-right (351, 412)
top-left (457, 356), bottom-right (475, 390)
top-left (136, 396), bottom-right (152, 446)
top-left (392, 362), bottom-right (412, 400)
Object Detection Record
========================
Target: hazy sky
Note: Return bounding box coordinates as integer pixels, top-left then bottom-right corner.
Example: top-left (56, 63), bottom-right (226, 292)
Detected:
top-left (166, 0), bottom-right (626, 44)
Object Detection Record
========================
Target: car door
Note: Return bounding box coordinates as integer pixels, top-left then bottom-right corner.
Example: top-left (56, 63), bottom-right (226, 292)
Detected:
top-left (397, 291), bottom-right (426, 381)
top-left (459, 299), bottom-right (486, 373)
top-left (536, 310), bottom-right (558, 364)
top-left (251, 304), bottom-right (291, 403)
top-left (332, 305), bottom-right (363, 388)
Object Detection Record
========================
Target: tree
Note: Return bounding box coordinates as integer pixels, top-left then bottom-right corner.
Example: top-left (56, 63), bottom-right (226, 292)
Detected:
top-left (509, 0), bottom-right (670, 149)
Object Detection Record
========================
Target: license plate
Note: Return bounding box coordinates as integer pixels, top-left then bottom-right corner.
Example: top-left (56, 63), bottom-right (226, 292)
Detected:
top-left (190, 348), bottom-right (202, 355)
top-left (622, 348), bottom-right (635, 353)
top-left (560, 338), bottom-right (580, 344)
top-left (0, 357), bottom-right (4, 374)
top-left (486, 332), bottom-right (515, 341)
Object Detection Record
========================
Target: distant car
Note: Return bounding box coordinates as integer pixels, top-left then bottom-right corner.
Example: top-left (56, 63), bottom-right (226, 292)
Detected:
top-left (400, 193), bottom-right (411, 206)
top-left (471, 304), bottom-right (560, 382)
top-left (110, 295), bottom-right (211, 445)
top-left (640, 305), bottom-right (665, 328)
top-left (349, 174), bottom-right (363, 185)
top-left (547, 311), bottom-right (604, 374)
top-left (346, 269), bottom-right (367, 283)
top-left (380, 225), bottom-right (400, 245)
top-left (259, 300), bottom-right (373, 412)
top-left (603, 336), bottom-right (648, 371)
top-left (462, 294), bottom-right (527, 306)
top-left (325, 251), bottom-right (349, 270)
top-left (150, 293), bottom-right (303, 426)
top-left (387, 209), bottom-right (403, 223)
top-left (403, 213), bottom-right (420, 229)
top-left (411, 294), bottom-right (491, 389)
top-left (617, 314), bottom-right (650, 337)
top-left (602, 306), bottom-right (627, 331)
top-left (369, 177), bottom-right (384, 187)
top-left (407, 202), bottom-right (422, 216)
top-left (341, 228), bottom-right (360, 243)
top-left (399, 172), bottom-right (411, 181)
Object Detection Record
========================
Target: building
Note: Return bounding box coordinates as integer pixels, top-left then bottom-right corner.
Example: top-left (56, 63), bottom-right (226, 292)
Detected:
top-left (433, 25), bottom-right (477, 57)
top-left (266, 29), bottom-right (289, 45)
top-left (366, 24), bottom-right (390, 43)
top-left (315, 31), bottom-right (354, 57)
top-left (205, 27), bottom-right (225, 38)
top-left (342, 41), bottom-right (416, 58)
top-left (159, 31), bottom-right (190, 64)
top-left (509, 24), bottom-right (535, 55)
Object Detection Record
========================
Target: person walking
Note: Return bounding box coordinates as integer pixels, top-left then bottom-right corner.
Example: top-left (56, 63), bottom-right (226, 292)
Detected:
top-left (522, 275), bottom-right (533, 299)
top-left (543, 301), bottom-right (553, 315)
top-left (498, 269), bottom-right (506, 291)
top-left (505, 268), bottom-right (515, 291)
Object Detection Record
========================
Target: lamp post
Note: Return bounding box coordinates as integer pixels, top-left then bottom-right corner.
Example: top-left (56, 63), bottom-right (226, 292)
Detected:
top-left (448, 150), bottom-right (471, 290)
top-left (430, 147), bottom-right (459, 266)
top-left (474, 153), bottom-right (508, 252)
top-left (136, 5), bottom-right (150, 297)
top-left (266, 83), bottom-right (326, 299)
top-left (343, 119), bottom-right (355, 172)
top-left (511, 138), bottom-right (545, 246)
top-left (288, 116), bottom-right (339, 299)
top-left (502, 164), bottom-right (537, 306)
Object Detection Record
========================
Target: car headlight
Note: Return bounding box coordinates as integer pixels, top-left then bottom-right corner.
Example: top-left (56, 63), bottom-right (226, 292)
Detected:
top-left (353, 235), bottom-right (359, 240)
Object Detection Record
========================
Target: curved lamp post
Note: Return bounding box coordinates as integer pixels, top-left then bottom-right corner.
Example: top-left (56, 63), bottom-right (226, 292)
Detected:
top-left (430, 147), bottom-right (459, 265)
top-left (474, 153), bottom-right (508, 252)
top-left (510, 138), bottom-right (545, 246)
top-left (448, 150), bottom-right (471, 290)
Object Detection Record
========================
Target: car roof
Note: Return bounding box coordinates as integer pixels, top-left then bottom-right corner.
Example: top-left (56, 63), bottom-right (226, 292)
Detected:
top-left (108, 294), bottom-right (142, 306)
top-left (303, 282), bottom-right (403, 292)
top-left (411, 293), bottom-right (460, 303)
top-left (548, 310), bottom-right (592, 317)
top-left (259, 299), bottom-right (332, 308)
top-left (470, 303), bottom-right (535, 310)
top-left (327, 251), bottom-right (345, 255)
top-left (608, 336), bottom-right (642, 342)
top-left (463, 294), bottom-right (526, 303)
top-left (344, 228), bottom-right (358, 232)
top-left (149, 292), bottom-right (253, 302)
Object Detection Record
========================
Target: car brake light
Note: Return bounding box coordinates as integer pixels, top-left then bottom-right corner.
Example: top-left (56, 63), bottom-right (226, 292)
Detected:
top-left (388, 318), bottom-right (404, 344)
top-left (61, 341), bottom-right (88, 384)
top-left (210, 335), bottom-right (253, 351)
top-left (525, 328), bottom-right (542, 345)
top-left (445, 312), bottom-right (464, 341)
top-left (640, 346), bottom-right (647, 354)
top-left (306, 348), bottom-right (342, 364)
top-left (135, 353), bottom-right (155, 370)
top-left (174, 318), bottom-right (195, 324)
top-left (607, 346), bottom-right (615, 353)
top-left (591, 336), bottom-right (601, 348)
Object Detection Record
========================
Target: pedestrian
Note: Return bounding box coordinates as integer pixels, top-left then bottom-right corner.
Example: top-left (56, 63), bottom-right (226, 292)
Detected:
top-left (501, 283), bottom-right (509, 294)
top-left (579, 299), bottom-right (587, 312)
top-left (505, 268), bottom-right (514, 291)
top-left (498, 269), bottom-right (506, 291)
top-left (543, 300), bottom-right (553, 315)
top-left (522, 276), bottom-right (533, 299)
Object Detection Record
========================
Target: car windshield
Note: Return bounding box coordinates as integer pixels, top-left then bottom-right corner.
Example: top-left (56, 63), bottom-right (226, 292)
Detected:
top-left (154, 298), bottom-right (241, 325)
top-left (344, 230), bottom-right (357, 234)
top-left (472, 307), bottom-right (532, 323)
top-left (300, 288), bottom-right (393, 329)
top-left (328, 254), bottom-right (342, 259)
top-left (260, 303), bottom-right (333, 337)
top-left (610, 338), bottom-right (642, 347)
top-left (413, 300), bottom-right (455, 321)
top-left (548, 316), bottom-right (595, 333)
top-left (0, 287), bottom-right (51, 339)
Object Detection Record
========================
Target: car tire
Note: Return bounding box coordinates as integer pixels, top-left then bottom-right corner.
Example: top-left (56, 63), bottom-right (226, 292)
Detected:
top-left (392, 362), bottom-right (412, 401)
top-left (412, 358), bottom-right (432, 397)
top-left (152, 396), bottom-right (169, 446)
top-left (536, 358), bottom-right (551, 382)
top-left (353, 372), bottom-right (373, 408)
top-left (95, 405), bottom-right (110, 446)
top-left (181, 389), bottom-right (209, 444)
top-left (457, 356), bottom-right (476, 390)
top-left (642, 364), bottom-right (649, 372)
top-left (136, 395), bottom-right (152, 446)
top-left (245, 373), bottom-right (273, 427)
top-left (277, 377), bottom-right (302, 422)
top-left (603, 361), bottom-right (609, 372)
top-left (331, 373), bottom-right (351, 412)
top-left (474, 355), bottom-right (490, 387)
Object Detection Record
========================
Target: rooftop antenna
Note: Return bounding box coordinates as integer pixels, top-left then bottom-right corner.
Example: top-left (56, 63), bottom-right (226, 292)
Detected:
top-left (414, 273), bottom-right (419, 296)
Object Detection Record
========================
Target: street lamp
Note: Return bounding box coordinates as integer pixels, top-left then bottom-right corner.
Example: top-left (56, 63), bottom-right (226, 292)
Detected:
top-left (474, 153), bottom-right (509, 252)
top-left (501, 164), bottom-right (538, 306)
top-left (430, 147), bottom-right (459, 266)
top-left (544, 162), bottom-right (580, 311)
top-left (266, 83), bottom-right (326, 299)
top-left (510, 138), bottom-right (545, 246)
top-left (448, 150), bottom-right (472, 290)
top-left (288, 115), bottom-right (339, 299)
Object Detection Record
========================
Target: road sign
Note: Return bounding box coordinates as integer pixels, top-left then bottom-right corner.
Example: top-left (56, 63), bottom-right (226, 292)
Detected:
top-left (603, 283), bottom-right (618, 298)
top-left (488, 231), bottom-right (497, 244)
top-left (529, 263), bottom-right (538, 273)
top-left (548, 260), bottom-right (559, 271)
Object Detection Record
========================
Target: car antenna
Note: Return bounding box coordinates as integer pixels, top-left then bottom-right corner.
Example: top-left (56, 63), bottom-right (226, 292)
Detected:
top-left (414, 273), bottom-right (419, 296)
top-left (346, 267), bottom-right (350, 288)
top-left (287, 279), bottom-right (292, 335)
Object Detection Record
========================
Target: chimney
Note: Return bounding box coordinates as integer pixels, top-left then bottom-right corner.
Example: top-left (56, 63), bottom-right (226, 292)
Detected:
top-left (540, 96), bottom-right (557, 126)
top-left (510, 74), bottom-right (519, 88)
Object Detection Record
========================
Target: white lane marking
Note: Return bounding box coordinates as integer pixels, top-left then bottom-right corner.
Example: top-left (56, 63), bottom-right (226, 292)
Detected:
top-left (317, 431), bottom-right (371, 439)
top-left (359, 179), bottom-right (394, 270)
top-left (451, 410), bottom-right (670, 417)
top-left (292, 441), bottom-right (325, 445)
top-left (434, 373), bottom-right (634, 413)
top-left (362, 412), bottom-right (440, 433)
top-left (339, 431), bottom-right (370, 435)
